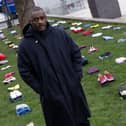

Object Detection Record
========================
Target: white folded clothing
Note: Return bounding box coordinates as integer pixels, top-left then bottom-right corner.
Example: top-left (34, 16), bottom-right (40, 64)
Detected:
top-left (10, 90), bottom-right (23, 99)
top-left (26, 122), bottom-right (34, 126)
top-left (92, 32), bottom-right (103, 37)
top-left (101, 25), bottom-right (112, 30)
top-left (56, 20), bottom-right (66, 24)
top-left (115, 57), bottom-right (126, 64)
top-left (0, 60), bottom-right (8, 65)
top-left (10, 30), bottom-right (17, 34)
top-left (70, 27), bottom-right (76, 30)
top-left (3, 76), bottom-right (16, 84)
top-left (1, 65), bottom-right (12, 70)
top-left (120, 90), bottom-right (126, 96)
top-left (51, 23), bottom-right (58, 27)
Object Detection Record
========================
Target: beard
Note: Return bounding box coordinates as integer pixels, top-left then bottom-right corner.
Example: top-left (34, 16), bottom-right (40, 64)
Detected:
top-left (32, 23), bottom-right (47, 31)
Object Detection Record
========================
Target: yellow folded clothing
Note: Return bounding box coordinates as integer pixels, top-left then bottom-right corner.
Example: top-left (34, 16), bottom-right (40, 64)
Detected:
top-left (8, 84), bottom-right (20, 91)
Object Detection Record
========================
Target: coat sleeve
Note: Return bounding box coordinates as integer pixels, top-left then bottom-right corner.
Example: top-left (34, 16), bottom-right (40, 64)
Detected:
top-left (17, 45), bottom-right (41, 94)
top-left (64, 31), bottom-right (83, 81)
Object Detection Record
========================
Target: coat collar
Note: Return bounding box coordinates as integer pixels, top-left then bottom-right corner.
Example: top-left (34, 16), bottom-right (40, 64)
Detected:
top-left (23, 22), bottom-right (52, 38)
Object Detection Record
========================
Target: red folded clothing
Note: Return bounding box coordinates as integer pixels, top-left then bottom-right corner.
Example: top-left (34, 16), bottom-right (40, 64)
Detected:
top-left (82, 29), bottom-right (93, 36)
top-left (0, 53), bottom-right (6, 60)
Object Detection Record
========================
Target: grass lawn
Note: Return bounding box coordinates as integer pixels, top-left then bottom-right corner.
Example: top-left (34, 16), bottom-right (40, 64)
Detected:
top-left (0, 18), bottom-right (126, 126)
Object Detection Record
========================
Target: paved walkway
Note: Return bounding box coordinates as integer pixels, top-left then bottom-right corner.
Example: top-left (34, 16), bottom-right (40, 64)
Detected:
top-left (64, 0), bottom-right (126, 24)
top-left (64, 9), bottom-right (126, 24)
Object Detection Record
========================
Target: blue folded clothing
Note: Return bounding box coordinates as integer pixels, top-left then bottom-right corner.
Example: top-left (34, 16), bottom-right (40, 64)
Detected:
top-left (83, 23), bottom-right (91, 28)
top-left (102, 36), bottom-right (114, 40)
top-left (117, 38), bottom-right (126, 43)
top-left (81, 56), bottom-right (88, 66)
top-left (16, 104), bottom-right (31, 116)
top-left (113, 26), bottom-right (121, 30)
top-left (98, 52), bottom-right (112, 60)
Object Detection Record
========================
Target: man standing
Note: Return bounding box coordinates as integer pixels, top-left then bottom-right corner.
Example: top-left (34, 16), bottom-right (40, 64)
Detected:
top-left (17, 6), bottom-right (91, 126)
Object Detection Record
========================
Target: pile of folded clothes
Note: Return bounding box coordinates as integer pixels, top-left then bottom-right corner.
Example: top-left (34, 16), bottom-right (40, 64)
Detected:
top-left (16, 104), bottom-right (31, 116)
top-left (9, 90), bottom-right (23, 102)
top-left (0, 53), bottom-right (8, 65)
top-left (3, 72), bottom-right (16, 84)
top-left (97, 71), bottom-right (115, 86)
top-left (118, 83), bottom-right (126, 99)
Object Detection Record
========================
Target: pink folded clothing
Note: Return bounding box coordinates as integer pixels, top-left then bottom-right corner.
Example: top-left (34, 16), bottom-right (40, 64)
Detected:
top-left (115, 57), bottom-right (126, 64)
top-left (4, 72), bottom-right (15, 79)
top-left (97, 71), bottom-right (115, 87)
top-left (88, 46), bottom-right (98, 54)
top-left (87, 67), bottom-right (99, 74)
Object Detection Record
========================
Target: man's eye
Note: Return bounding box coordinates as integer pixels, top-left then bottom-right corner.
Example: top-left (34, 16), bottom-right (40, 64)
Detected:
top-left (40, 17), bottom-right (44, 20)
top-left (33, 18), bottom-right (39, 22)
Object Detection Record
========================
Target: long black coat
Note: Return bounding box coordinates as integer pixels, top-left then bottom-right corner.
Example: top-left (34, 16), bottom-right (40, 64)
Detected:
top-left (17, 24), bottom-right (91, 126)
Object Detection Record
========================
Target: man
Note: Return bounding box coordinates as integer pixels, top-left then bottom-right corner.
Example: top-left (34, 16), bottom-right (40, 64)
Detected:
top-left (17, 6), bottom-right (91, 126)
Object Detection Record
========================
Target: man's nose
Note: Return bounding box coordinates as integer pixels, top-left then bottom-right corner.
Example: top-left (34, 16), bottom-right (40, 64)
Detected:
top-left (38, 19), bottom-right (43, 23)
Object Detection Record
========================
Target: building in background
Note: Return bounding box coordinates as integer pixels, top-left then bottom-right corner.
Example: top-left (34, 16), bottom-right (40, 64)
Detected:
top-left (34, 0), bottom-right (126, 18)
top-left (34, 0), bottom-right (86, 15)
top-left (118, 0), bottom-right (126, 16)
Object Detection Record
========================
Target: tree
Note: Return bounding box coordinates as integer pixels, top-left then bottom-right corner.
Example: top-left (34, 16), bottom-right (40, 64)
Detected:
top-left (14, 0), bottom-right (35, 29)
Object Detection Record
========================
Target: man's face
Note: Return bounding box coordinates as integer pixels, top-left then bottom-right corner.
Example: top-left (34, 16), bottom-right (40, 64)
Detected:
top-left (30, 10), bottom-right (47, 31)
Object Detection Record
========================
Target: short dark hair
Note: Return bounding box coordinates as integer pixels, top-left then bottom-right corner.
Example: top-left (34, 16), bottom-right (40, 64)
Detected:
top-left (30, 6), bottom-right (46, 20)
top-left (32, 6), bottom-right (44, 12)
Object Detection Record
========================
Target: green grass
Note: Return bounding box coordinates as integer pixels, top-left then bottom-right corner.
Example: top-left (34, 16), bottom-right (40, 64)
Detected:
top-left (0, 27), bottom-right (45, 126)
top-left (0, 19), bottom-right (126, 126)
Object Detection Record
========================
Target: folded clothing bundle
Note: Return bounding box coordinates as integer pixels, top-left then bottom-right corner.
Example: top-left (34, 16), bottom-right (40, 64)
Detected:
top-left (9, 90), bottom-right (23, 102)
top-left (16, 103), bottom-right (31, 116)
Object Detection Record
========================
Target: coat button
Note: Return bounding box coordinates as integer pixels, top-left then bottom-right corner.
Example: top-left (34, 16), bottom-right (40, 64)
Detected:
top-left (35, 40), bottom-right (39, 44)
